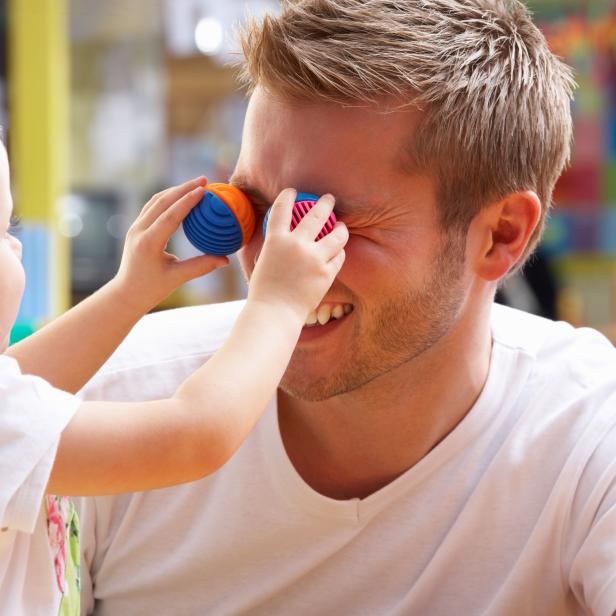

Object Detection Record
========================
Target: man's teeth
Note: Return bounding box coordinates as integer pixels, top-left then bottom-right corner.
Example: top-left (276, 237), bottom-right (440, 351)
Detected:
top-left (306, 311), bottom-right (318, 326)
top-left (331, 305), bottom-right (345, 319)
top-left (317, 305), bottom-right (330, 325)
top-left (305, 304), bottom-right (354, 327)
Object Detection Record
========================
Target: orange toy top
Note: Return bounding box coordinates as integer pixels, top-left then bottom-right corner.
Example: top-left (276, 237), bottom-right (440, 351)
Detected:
top-left (205, 183), bottom-right (256, 247)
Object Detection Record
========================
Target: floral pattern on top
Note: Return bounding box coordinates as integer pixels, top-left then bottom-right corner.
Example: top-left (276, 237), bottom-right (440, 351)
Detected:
top-left (46, 495), bottom-right (80, 615)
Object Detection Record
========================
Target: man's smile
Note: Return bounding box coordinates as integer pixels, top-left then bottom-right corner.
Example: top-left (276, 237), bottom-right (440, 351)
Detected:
top-left (304, 302), bottom-right (354, 327)
top-left (298, 302), bottom-right (354, 343)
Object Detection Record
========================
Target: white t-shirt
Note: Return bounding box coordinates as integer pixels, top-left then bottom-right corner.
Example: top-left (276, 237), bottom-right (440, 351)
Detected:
top-left (0, 355), bottom-right (81, 615)
top-left (76, 301), bottom-right (616, 616)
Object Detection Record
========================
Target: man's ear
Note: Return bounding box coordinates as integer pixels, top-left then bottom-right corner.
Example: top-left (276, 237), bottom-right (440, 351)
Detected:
top-left (471, 191), bottom-right (542, 282)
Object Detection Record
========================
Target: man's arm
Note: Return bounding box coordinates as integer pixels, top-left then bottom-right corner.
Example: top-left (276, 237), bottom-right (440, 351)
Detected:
top-left (566, 409), bottom-right (616, 616)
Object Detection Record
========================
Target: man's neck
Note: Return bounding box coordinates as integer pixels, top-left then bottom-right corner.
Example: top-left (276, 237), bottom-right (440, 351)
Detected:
top-left (277, 305), bottom-right (493, 500)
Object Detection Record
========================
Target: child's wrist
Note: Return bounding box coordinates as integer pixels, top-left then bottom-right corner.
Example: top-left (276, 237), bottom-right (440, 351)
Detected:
top-left (104, 276), bottom-right (154, 319)
top-left (244, 296), bottom-right (307, 332)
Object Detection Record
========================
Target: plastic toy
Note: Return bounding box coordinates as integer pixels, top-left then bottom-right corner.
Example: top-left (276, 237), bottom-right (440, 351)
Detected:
top-left (182, 185), bottom-right (336, 255)
top-left (262, 192), bottom-right (336, 240)
top-left (182, 183), bottom-right (255, 256)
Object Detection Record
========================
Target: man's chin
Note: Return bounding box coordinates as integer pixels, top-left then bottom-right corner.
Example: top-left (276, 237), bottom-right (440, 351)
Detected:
top-left (279, 374), bottom-right (339, 403)
top-left (278, 359), bottom-right (362, 401)
top-left (279, 362), bottom-right (374, 402)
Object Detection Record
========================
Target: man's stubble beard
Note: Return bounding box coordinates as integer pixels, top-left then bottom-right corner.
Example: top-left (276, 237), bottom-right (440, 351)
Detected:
top-left (279, 233), bottom-right (467, 402)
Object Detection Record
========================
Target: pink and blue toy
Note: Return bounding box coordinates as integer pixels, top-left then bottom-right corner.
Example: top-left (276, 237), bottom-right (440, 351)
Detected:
top-left (263, 192), bottom-right (337, 239)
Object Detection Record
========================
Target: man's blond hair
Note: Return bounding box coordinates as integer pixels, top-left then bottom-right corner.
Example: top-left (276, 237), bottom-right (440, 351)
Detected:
top-left (238, 0), bottom-right (575, 264)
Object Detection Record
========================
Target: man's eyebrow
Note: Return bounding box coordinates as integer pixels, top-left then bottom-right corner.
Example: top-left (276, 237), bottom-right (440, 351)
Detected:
top-left (228, 177), bottom-right (374, 215)
top-left (330, 197), bottom-right (376, 217)
top-left (228, 177), bottom-right (270, 205)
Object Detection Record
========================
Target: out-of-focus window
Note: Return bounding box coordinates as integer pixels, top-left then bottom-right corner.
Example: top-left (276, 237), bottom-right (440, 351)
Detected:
top-left (500, 1), bottom-right (616, 343)
top-left (68, 0), bottom-right (278, 308)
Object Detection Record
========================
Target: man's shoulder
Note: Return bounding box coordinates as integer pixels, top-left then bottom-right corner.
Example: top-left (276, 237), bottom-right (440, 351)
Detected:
top-left (491, 303), bottom-right (616, 391)
top-left (95, 300), bottom-right (246, 377)
top-left (491, 306), bottom-right (616, 501)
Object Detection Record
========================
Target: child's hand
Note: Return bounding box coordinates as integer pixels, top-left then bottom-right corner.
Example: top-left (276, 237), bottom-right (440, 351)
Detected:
top-left (111, 177), bottom-right (229, 312)
top-left (247, 188), bottom-right (348, 322)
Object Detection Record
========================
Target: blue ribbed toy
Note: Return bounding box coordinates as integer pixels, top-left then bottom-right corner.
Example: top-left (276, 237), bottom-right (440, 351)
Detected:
top-left (182, 183), bottom-right (255, 256)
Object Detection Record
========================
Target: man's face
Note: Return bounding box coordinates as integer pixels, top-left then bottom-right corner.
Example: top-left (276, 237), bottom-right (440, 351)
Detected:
top-left (233, 89), bottom-right (469, 401)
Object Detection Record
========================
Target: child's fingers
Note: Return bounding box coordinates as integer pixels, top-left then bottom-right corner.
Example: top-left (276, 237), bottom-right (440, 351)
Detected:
top-left (137, 192), bottom-right (163, 219)
top-left (146, 186), bottom-right (207, 249)
top-left (326, 247), bottom-right (346, 275)
top-left (263, 188), bottom-right (296, 235)
top-left (140, 183), bottom-right (188, 216)
top-left (314, 221), bottom-right (349, 261)
top-left (293, 194), bottom-right (336, 240)
top-left (172, 254), bottom-right (229, 284)
top-left (137, 177), bottom-right (207, 230)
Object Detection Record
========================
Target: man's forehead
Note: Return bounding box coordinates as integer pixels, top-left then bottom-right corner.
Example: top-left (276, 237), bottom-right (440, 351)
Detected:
top-left (233, 90), bottom-right (427, 213)
top-left (243, 91), bottom-right (421, 172)
top-left (248, 86), bottom-right (422, 119)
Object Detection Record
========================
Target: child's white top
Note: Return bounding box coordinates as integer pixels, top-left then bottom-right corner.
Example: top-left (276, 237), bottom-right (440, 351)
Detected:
top-left (0, 354), bottom-right (80, 615)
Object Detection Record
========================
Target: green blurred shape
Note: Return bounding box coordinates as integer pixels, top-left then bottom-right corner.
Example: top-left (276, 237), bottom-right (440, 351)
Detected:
top-left (601, 160), bottom-right (616, 207)
top-left (9, 321), bottom-right (36, 345)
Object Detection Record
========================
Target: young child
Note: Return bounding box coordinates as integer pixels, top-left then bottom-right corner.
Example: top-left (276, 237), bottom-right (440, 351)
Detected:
top-left (0, 141), bottom-right (348, 614)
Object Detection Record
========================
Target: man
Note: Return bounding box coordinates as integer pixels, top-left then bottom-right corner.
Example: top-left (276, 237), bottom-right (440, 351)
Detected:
top-left (77, 1), bottom-right (616, 614)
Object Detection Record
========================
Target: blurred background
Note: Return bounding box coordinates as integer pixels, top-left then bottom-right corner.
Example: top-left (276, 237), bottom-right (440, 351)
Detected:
top-left (1, 0), bottom-right (616, 344)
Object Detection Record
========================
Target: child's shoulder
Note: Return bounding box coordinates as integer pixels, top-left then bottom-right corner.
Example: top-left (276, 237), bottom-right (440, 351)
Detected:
top-left (0, 353), bottom-right (21, 379)
top-left (0, 352), bottom-right (79, 423)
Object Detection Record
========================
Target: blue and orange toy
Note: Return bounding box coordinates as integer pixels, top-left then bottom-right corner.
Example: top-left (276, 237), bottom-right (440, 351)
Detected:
top-left (182, 183), bottom-right (255, 256)
top-left (182, 185), bottom-right (337, 256)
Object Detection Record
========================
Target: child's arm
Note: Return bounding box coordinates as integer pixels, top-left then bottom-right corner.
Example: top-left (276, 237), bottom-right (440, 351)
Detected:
top-left (6, 177), bottom-right (228, 393)
top-left (47, 189), bottom-right (348, 495)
